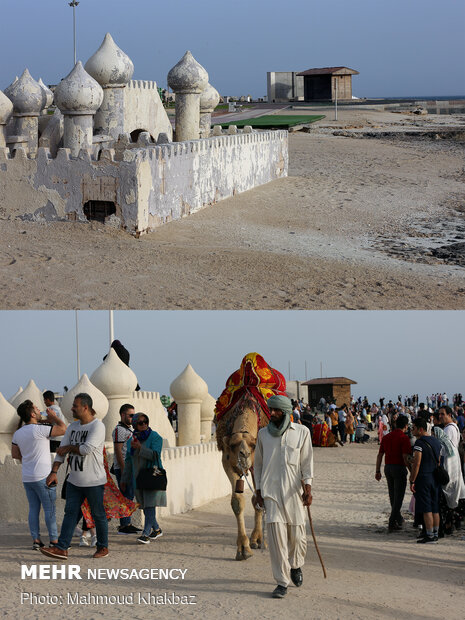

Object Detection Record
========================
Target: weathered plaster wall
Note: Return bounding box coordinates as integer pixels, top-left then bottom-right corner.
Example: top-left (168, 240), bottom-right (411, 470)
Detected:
top-left (0, 130), bottom-right (287, 233)
top-left (141, 130), bottom-right (288, 231)
top-left (0, 442), bottom-right (230, 524)
top-left (123, 80), bottom-right (173, 142)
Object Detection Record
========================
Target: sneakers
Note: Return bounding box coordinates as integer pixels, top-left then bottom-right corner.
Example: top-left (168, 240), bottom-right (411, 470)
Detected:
top-left (40, 546), bottom-right (68, 560)
top-left (93, 547), bottom-right (109, 559)
top-left (32, 540), bottom-right (44, 551)
top-left (417, 535), bottom-right (438, 544)
top-left (79, 534), bottom-right (90, 547)
top-left (290, 567), bottom-right (303, 587)
top-left (149, 528), bottom-right (163, 540)
top-left (137, 535), bottom-right (150, 544)
top-left (90, 535), bottom-right (97, 547)
top-left (272, 585), bottom-right (287, 599)
top-left (118, 524), bottom-right (142, 534)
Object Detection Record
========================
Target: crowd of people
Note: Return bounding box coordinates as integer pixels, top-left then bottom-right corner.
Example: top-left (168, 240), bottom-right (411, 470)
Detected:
top-left (11, 388), bottom-right (465, 561)
top-left (11, 393), bottom-right (166, 558)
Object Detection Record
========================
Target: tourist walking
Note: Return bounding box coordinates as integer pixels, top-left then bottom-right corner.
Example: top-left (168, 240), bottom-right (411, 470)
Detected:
top-left (254, 395), bottom-right (313, 599)
top-left (375, 415), bottom-right (411, 530)
top-left (121, 413), bottom-right (166, 544)
top-left (11, 400), bottom-right (66, 549)
top-left (40, 393), bottom-right (108, 559)
top-left (112, 403), bottom-right (141, 535)
top-left (410, 417), bottom-right (442, 544)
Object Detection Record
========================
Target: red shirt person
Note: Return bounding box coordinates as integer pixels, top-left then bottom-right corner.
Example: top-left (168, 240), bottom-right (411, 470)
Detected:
top-left (375, 415), bottom-right (412, 530)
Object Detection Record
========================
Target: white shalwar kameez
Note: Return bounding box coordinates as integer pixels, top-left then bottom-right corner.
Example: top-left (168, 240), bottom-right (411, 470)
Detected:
top-left (254, 422), bottom-right (313, 587)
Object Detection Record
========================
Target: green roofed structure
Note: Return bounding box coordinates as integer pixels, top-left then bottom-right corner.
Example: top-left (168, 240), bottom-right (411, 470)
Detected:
top-left (217, 115), bottom-right (324, 129)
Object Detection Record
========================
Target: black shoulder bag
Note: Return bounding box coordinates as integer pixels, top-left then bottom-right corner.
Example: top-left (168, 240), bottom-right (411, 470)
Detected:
top-left (136, 452), bottom-right (167, 491)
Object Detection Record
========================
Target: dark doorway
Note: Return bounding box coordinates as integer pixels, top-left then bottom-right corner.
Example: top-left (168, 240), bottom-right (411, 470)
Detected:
top-left (83, 200), bottom-right (116, 223)
top-left (304, 75), bottom-right (331, 101)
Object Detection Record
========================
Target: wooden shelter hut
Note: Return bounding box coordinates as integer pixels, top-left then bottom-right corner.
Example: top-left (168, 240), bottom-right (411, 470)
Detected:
top-left (296, 67), bottom-right (359, 102)
top-left (302, 377), bottom-right (357, 407)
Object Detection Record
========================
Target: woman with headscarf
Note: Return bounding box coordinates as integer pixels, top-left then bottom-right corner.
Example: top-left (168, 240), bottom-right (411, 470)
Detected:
top-left (120, 413), bottom-right (166, 544)
top-left (433, 426), bottom-right (465, 534)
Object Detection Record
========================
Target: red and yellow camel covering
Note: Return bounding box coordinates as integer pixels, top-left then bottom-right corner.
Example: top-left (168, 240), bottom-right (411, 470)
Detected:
top-left (215, 352), bottom-right (287, 422)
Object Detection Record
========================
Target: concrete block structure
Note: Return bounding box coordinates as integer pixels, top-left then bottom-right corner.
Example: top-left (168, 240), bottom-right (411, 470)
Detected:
top-left (268, 66), bottom-right (359, 102)
top-left (267, 71), bottom-right (304, 103)
top-left (0, 35), bottom-right (288, 234)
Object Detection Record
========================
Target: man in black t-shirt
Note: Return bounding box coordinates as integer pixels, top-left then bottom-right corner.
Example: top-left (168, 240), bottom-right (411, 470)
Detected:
top-left (410, 417), bottom-right (442, 544)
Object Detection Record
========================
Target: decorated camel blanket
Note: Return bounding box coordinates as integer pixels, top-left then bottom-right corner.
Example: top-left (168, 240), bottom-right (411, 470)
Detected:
top-left (215, 352), bottom-right (287, 422)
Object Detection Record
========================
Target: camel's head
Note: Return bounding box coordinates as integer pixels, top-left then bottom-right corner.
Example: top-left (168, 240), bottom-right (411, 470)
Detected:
top-left (223, 431), bottom-right (256, 475)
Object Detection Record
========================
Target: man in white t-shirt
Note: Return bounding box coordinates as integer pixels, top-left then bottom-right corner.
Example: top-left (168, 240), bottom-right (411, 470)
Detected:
top-left (40, 393), bottom-right (108, 560)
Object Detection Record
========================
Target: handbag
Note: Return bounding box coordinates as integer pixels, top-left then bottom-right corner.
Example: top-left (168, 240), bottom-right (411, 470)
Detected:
top-left (136, 452), bottom-right (167, 491)
top-left (422, 439), bottom-right (449, 486)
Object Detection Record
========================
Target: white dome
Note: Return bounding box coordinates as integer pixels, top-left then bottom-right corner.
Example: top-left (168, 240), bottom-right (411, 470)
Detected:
top-left (0, 392), bottom-right (19, 434)
top-left (90, 348), bottom-right (138, 397)
top-left (167, 51), bottom-right (208, 94)
top-left (170, 363), bottom-right (208, 402)
top-left (0, 90), bottom-right (13, 125)
top-left (38, 78), bottom-right (54, 109)
top-left (85, 33), bottom-right (134, 87)
top-left (10, 379), bottom-right (45, 411)
top-left (61, 374), bottom-right (109, 421)
top-left (6, 69), bottom-right (44, 116)
top-left (200, 392), bottom-right (216, 422)
top-left (200, 83), bottom-right (220, 112)
top-left (8, 386), bottom-right (22, 404)
top-left (54, 61), bottom-right (103, 115)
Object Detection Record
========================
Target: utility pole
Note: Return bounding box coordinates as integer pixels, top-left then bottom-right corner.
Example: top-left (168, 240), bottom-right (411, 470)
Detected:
top-left (75, 310), bottom-right (80, 381)
top-left (69, 1), bottom-right (79, 66)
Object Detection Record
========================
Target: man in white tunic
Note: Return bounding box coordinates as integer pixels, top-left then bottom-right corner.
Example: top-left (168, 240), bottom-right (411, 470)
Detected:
top-left (254, 395), bottom-right (313, 599)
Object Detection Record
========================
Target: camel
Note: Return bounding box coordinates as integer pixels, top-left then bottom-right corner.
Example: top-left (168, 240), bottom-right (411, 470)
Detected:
top-left (216, 392), bottom-right (270, 560)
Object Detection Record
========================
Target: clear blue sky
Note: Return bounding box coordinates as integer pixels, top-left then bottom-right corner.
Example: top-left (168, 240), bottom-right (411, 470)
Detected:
top-left (1, 311), bottom-right (463, 404)
top-left (1, 0), bottom-right (464, 98)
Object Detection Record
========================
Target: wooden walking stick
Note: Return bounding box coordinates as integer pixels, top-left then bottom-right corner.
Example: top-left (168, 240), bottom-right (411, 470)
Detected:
top-left (302, 482), bottom-right (327, 579)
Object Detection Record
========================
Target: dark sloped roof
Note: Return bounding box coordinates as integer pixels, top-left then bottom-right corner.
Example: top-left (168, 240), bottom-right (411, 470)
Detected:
top-left (296, 67), bottom-right (359, 77)
top-left (302, 377), bottom-right (357, 386)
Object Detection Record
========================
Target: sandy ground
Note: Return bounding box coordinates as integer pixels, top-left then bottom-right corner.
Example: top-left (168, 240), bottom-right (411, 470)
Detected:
top-left (1, 107), bottom-right (465, 310)
top-left (1, 437), bottom-right (464, 620)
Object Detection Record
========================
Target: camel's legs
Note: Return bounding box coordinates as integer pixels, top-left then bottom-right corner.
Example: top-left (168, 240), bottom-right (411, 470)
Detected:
top-left (224, 463), bottom-right (253, 560)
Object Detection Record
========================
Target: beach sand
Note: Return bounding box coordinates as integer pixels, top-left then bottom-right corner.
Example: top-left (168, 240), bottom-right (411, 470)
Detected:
top-left (1, 437), bottom-right (464, 619)
top-left (1, 108), bottom-right (464, 310)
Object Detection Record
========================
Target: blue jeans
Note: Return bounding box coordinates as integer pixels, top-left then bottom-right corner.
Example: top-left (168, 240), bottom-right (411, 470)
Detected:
top-left (142, 507), bottom-right (160, 536)
top-left (57, 482), bottom-right (108, 550)
top-left (114, 468), bottom-right (134, 527)
top-left (23, 478), bottom-right (58, 542)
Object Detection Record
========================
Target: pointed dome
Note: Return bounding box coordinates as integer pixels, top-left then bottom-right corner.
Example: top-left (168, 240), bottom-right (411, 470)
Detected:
top-left (3, 76), bottom-right (18, 100)
top-left (0, 392), bottom-right (19, 434)
top-left (167, 51), bottom-right (208, 94)
top-left (90, 348), bottom-right (138, 397)
top-left (61, 374), bottom-right (109, 421)
top-left (6, 69), bottom-right (44, 116)
top-left (38, 78), bottom-right (54, 109)
top-left (200, 392), bottom-right (216, 422)
top-left (0, 90), bottom-right (13, 125)
top-left (200, 83), bottom-right (220, 112)
top-left (8, 386), bottom-right (23, 404)
top-left (10, 379), bottom-right (45, 411)
top-left (54, 61), bottom-right (103, 114)
top-left (170, 363), bottom-right (208, 402)
top-left (85, 33), bottom-right (134, 87)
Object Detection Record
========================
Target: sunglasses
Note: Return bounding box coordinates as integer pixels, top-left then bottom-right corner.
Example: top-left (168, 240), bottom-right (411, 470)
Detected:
top-left (136, 420), bottom-right (148, 426)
